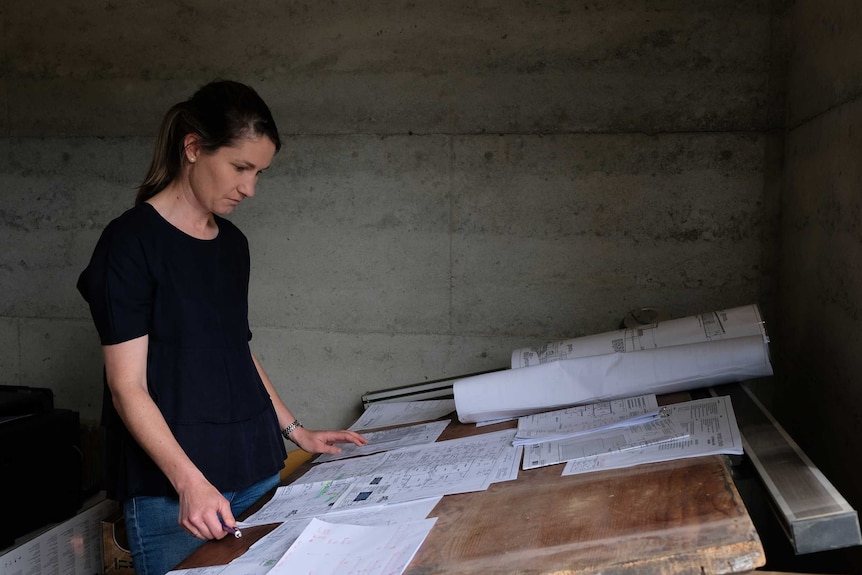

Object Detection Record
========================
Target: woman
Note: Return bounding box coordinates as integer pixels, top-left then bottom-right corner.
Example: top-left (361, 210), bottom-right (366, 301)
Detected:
top-left (78, 80), bottom-right (367, 575)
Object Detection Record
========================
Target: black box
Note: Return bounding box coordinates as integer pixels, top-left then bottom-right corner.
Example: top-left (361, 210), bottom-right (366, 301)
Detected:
top-left (0, 385), bottom-right (54, 419)
top-left (0, 387), bottom-right (82, 549)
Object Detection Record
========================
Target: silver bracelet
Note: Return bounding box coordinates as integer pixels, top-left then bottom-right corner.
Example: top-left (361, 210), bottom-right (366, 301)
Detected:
top-left (281, 419), bottom-right (302, 441)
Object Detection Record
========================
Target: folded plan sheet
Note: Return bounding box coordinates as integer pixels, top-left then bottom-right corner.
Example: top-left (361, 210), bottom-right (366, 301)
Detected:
top-left (514, 393), bottom-right (661, 446)
top-left (523, 415), bottom-right (688, 470)
top-left (562, 395), bottom-right (743, 476)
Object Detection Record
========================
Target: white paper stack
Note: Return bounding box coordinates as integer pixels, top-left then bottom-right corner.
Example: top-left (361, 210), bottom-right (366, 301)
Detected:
top-left (522, 415), bottom-right (688, 470)
top-left (562, 395), bottom-right (743, 476)
top-left (513, 393), bottom-right (661, 447)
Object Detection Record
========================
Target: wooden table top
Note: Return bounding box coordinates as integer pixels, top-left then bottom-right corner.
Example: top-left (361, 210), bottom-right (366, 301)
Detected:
top-left (176, 412), bottom-right (765, 574)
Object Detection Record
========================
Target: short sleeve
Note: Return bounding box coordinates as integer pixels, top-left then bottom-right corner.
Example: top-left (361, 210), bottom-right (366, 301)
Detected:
top-left (78, 219), bottom-right (153, 345)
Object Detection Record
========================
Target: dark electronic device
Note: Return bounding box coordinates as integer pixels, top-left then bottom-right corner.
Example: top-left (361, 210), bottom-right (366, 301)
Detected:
top-left (0, 385), bottom-right (82, 549)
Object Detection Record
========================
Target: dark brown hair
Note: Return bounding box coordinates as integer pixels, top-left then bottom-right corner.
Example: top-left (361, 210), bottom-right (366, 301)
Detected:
top-left (135, 80), bottom-right (281, 205)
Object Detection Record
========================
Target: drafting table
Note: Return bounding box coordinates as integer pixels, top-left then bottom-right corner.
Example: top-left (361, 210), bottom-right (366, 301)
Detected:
top-left (175, 398), bottom-right (765, 574)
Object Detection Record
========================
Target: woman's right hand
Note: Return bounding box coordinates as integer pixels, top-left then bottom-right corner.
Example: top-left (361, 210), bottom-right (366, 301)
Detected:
top-left (177, 476), bottom-right (236, 540)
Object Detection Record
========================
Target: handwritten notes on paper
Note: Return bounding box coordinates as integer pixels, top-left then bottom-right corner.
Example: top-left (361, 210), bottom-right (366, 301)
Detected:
top-left (269, 517), bottom-right (437, 575)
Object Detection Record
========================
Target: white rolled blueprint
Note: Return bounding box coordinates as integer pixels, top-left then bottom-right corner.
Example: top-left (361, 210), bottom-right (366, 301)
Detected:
top-left (454, 335), bottom-right (773, 423)
top-left (510, 304), bottom-right (767, 368)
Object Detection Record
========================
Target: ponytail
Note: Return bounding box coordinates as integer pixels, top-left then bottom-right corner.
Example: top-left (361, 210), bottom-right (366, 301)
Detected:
top-left (135, 104), bottom-right (187, 205)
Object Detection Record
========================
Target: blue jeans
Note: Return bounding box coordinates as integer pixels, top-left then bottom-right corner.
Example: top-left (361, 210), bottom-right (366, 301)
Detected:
top-left (124, 474), bottom-right (280, 575)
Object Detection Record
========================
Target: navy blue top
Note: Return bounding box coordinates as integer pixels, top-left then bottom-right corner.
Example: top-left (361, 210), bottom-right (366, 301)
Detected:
top-left (77, 203), bottom-right (286, 501)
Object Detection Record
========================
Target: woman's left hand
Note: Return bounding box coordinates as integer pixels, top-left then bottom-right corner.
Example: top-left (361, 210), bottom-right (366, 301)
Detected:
top-left (289, 426), bottom-right (369, 454)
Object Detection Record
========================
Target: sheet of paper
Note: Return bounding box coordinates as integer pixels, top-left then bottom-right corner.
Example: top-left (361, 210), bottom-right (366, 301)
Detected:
top-left (217, 498), bottom-right (444, 575)
top-left (454, 335), bottom-right (772, 423)
top-left (218, 521), bottom-right (305, 575)
top-left (294, 450), bottom-right (392, 485)
top-left (511, 304), bottom-right (767, 368)
top-left (475, 416), bottom-right (517, 426)
top-left (488, 445), bottom-right (523, 483)
top-left (313, 429), bottom-right (517, 512)
top-left (243, 479), bottom-right (356, 526)
top-left (514, 394), bottom-right (660, 446)
top-left (562, 395), bottom-right (743, 476)
top-left (322, 496), bottom-right (443, 525)
top-left (522, 416), bottom-right (688, 470)
top-left (315, 420), bottom-right (450, 463)
top-left (297, 428), bottom-right (515, 486)
top-left (348, 399), bottom-right (456, 431)
top-left (268, 517), bottom-right (436, 575)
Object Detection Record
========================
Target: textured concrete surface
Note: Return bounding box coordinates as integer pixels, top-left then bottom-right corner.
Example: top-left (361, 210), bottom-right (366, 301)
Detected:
top-left (773, 2), bottom-right (862, 569)
top-left (2, 1), bottom-right (777, 136)
top-left (786, 1), bottom-right (862, 126)
top-left (1, 3), bottom-right (781, 436)
top-left (451, 132), bottom-right (775, 336)
top-left (238, 135), bottom-right (452, 334)
top-left (251, 327), bottom-right (537, 430)
top-left (778, 95), bottom-right (862, 565)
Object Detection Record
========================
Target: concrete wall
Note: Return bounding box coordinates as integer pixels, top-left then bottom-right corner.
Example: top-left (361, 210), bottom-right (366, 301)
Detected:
top-left (775, 1), bottom-right (862, 566)
top-left (1, 2), bottom-right (780, 435)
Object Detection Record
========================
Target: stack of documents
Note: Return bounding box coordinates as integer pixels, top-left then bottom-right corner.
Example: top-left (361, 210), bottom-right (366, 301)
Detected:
top-left (512, 393), bottom-right (690, 470)
top-left (522, 414), bottom-right (688, 470)
top-left (561, 395), bottom-right (743, 476)
top-left (246, 427), bottom-right (520, 523)
top-left (513, 393), bottom-right (663, 446)
top-left (514, 394), bottom-right (742, 474)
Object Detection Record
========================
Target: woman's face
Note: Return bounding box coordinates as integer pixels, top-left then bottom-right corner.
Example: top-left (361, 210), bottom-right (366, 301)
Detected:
top-left (186, 135), bottom-right (277, 215)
